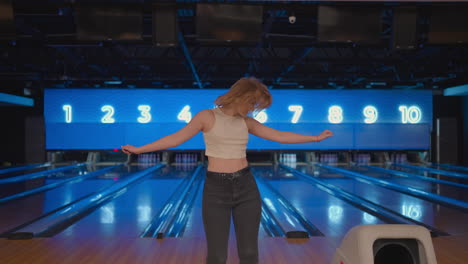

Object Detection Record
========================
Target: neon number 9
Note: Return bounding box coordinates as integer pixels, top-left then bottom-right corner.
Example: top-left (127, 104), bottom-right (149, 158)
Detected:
top-left (101, 105), bottom-right (115, 123)
top-left (328, 106), bottom-right (343, 124)
top-left (63, 104), bottom-right (72, 123)
top-left (254, 110), bottom-right (268, 123)
top-left (288, 105), bottom-right (303, 124)
top-left (137, 105), bottom-right (151, 123)
top-left (399, 106), bottom-right (422, 124)
top-left (363, 106), bottom-right (378, 124)
top-left (178, 105), bottom-right (192, 123)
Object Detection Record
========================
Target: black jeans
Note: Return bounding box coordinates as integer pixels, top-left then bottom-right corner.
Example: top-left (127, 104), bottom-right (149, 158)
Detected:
top-left (202, 166), bottom-right (262, 264)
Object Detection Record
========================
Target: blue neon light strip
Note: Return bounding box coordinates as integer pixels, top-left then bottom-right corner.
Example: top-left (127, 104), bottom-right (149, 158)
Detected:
top-left (317, 164), bottom-right (468, 212)
top-left (0, 163), bottom-right (51, 175)
top-left (429, 163), bottom-right (468, 173)
top-left (0, 92), bottom-right (34, 107)
top-left (0, 163), bottom-right (88, 184)
top-left (6, 164), bottom-right (165, 237)
top-left (392, 163), bottom-right (468, 179)
top-left (364, 165), bottom-right (468, 189)
top-left (280, 164), bottom-right (449, 236)
top-left (0, 165), bottom-right (122, 205)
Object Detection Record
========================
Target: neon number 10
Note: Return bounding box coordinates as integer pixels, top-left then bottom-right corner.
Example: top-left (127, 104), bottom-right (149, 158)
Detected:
top-left (63, 104), bottom-right (72, 123)
top-left (399, 106), bottom-right (421, 124)
top-left (101, 105), bottom-right (115, 123)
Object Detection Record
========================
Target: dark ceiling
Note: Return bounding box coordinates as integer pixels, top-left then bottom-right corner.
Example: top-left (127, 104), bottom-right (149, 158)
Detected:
top-left (1, 0), bottom-right (468, 97)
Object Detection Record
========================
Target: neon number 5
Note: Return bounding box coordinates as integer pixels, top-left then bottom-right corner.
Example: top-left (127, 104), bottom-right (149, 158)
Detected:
top-left (363, 106), bottom-right (378, 124)
top-left (178, 105), bottom-right (192, 123)
top-left (137, 105), bottom-right (152, 123)
top-left (288, 105), bottom-right (303, 124)
top-left (328, 106), bottom-right (343, 124)
top-left (101, 105), bottom-right (115, 123)
top-left (63, 104), bottom-right (72, 123)
top-left (254, 110), bottom-right (268, 123)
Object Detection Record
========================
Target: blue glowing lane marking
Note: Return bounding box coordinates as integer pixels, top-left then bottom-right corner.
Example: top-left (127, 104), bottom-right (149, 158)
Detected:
top-left (317, 164), bottom-right (468, 212)
top-left (364, 165), bottom-right (468, 189)
top-left (430, 163), bottom-right (468, 173)
top-left (392, 163), bottom-right (468, 179)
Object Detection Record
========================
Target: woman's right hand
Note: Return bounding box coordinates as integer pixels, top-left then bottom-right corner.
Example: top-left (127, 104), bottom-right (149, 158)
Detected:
top-left (318, 129), bottom-right (334, 141)
top-left (121, 144), bottom-right (140, 155)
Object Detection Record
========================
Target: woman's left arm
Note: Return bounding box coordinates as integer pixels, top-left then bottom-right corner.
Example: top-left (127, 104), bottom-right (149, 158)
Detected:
top-left (245, 117), bottom-right (333, 144)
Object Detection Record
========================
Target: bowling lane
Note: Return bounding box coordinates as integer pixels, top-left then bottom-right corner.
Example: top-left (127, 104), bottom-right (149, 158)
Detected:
top-left (344, 165), bottom-right (468, 202)
top-left (297, 164), bottom-right (468, 235)
top-left (0, 164), bottom-right (90, 199)
top-left (428, 164), bottom-right (468, 174)
top-left (54, 165), bottom-right (193, 238)
top-left (253, 166), bottom-right (388, 237)
top-left (0, 164), bottom-right (145, 233)
top-left (0, 164), bottom-right (54, 179)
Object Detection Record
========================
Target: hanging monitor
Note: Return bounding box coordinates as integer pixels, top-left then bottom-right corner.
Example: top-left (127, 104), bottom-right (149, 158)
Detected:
top-left (318, 5), bottom-right (382, 44)
top-left (75, 5), bottom-right (143, 41)
top-left (196, 3), bottom-right (263, 42)
top-left (428, 6), bottom-right (468, 44)
top-left (0, 0), bottom-right (15, 40)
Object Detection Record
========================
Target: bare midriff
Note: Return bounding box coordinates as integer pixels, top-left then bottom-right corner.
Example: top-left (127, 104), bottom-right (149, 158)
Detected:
top-left (206, 156), bottom-right (249, 173)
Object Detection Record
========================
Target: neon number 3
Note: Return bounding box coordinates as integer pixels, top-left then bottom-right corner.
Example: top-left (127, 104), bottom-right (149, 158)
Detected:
top-left (137, 105), bottom-right (151, 123)
top-left (178, 105), bottom-right (192, 123)
top-left (363, 106), bottom-right (378, 124)
top-left (101, 105), bottom-right (115, 123)
top-left (63, 104), bottom-right (72, 123)
top-left (288, 105), bottom-right (303, 124)
top-left (328, 106), bottom-right (343, 123)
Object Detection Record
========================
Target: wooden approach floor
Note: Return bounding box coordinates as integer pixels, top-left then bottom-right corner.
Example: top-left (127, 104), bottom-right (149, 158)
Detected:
top-left (0, 236), bottom-right (467, 264)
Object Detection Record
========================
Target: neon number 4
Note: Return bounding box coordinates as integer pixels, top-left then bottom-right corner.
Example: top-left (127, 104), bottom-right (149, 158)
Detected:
top-left (137, 105), bottom-right (152, 123)
top-left (288, 105), bottom-right (303, 124)
top-left (101, 105), bottom-right (115, 123)
top-left (178, 105), bottom-right (192, 123)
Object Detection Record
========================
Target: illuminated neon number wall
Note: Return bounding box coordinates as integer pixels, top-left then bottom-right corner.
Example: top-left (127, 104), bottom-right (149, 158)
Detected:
top-left (44, 89), bottom-right (432, 150)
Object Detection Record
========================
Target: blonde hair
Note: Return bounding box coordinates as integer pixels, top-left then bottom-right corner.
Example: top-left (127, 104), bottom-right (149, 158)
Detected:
top-left (214, 77), bottom-right (272, 116)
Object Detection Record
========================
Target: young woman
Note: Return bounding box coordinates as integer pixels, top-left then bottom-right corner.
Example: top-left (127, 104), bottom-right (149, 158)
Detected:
top-left (121, 77), bottom-right (334, 264)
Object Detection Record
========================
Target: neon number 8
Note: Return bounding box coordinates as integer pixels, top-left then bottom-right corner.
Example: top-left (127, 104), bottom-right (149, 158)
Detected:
top-left (328, 106), bottom-right (343, 124)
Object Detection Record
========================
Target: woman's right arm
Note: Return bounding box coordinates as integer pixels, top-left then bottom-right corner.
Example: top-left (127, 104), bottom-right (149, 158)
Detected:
top-left (122, 109), bottom-right (210, 154)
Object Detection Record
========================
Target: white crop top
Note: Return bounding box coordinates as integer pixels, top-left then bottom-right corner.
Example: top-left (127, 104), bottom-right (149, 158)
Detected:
top-left (202, 108), bottom-right (249, 159)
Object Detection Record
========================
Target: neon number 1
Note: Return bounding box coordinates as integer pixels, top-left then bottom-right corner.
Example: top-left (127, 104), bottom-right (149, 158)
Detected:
top-left (137, 105), bottom-right (151, 123)
top-left (178, 105), bottom-right (192, 123)
top-left (101, 105), bottom-right (115, 123)
top-left (63, 104), bottom-right (72, 123)
top-left (399, 106), bottom-right (421, 124)
top-left (328, 106), bottom-right (343, 124)
top-left (288, 105), bottom-right (303, 123)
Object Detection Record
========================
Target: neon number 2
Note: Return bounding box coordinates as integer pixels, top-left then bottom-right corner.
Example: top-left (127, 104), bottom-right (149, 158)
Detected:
top-left (101, 105), bottom-right (115, 123)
